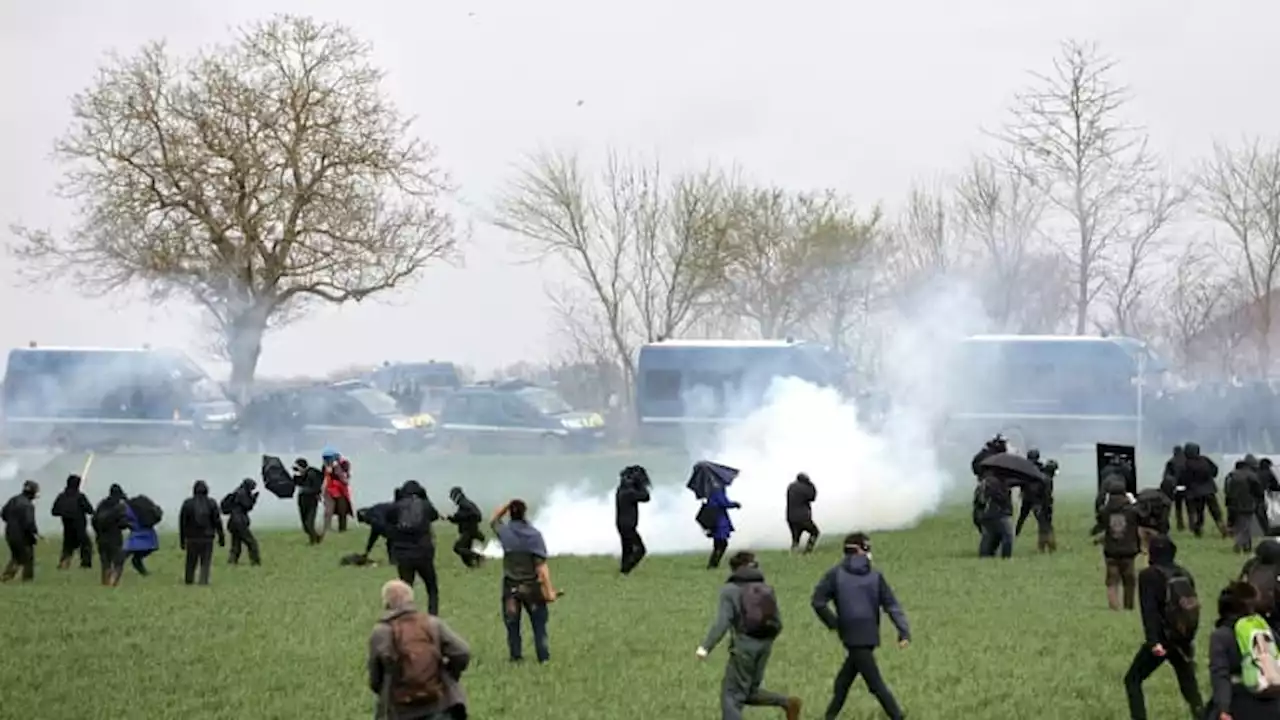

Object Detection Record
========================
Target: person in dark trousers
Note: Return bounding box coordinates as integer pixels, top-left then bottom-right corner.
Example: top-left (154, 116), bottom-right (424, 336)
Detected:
top-left (51, 474), bottom-right (95, 570)
top-left (446, 486), bottom-right (485, 569)
top-left (785, 472), bottom-right (819, 554)
top-left (385, 480), bottom-right (441, 616)
top-left (811, 532), bottom-right (909, 720)
top-left (1160, 445), bottom-right (1187, 531)
top-left (1180, 442), bottom-right (1225, 538)
top-left (491, 499), bottom-right (553, 663)
top-left (697, 551), bottom-right (802, 720)
top-left (357, 494), bottom-right (398, 565)
top-left (0, 480), bottom-right (40, 582)
top-left (1239, 537), bottom-right (1280, 635)
top-left (225, 478), bottom-right (260, 566)
top-left (292, 458), bottom-right (322, 545)
top-left (615, 465), bottom-right (651, 574)
top-left (1095, 478), bottom-right (1141, 611)
top-left (179, 480), bottom-right (225, 586)
top-left (1122, 534), bottom-right (1205, 720)
top-left (705, 482), bottom-right (740, 570)
top-left (970, 434), bottom-right (1007, 477)
top-left (1257, 458), bottom-right (1280, 535)
top-left (1225, 458), bottom-right (1263, 554)
top-left (1207, 581), bottom-right (1280, 719)
top-left (92, 484), bottom-right (129, 586)
top-left (123, 500), bottom-right (159, 576)
top-left (974, 471), bottom-right (1015, 558)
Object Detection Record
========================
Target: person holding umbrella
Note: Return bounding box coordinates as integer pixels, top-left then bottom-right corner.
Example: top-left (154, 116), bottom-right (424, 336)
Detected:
top-left (974, 452), bottom-right (1044, 559)
top-left (688, 461), bottom-right (741, 570)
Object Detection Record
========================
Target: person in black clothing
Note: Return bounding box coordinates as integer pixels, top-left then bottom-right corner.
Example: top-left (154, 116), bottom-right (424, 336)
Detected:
top-left (1, 480), bottom-right (40, 582)
top-left (225, 478), bottom-right (260, 566)
top-left (92, 484), bottom-right (129, 587)
top-left (1160, 445), bottom-right (1187, 531)
top-left (1016, 451), bottom-right (1058, 552)
top-left (615, 465), bottom-right (651, 574)
top-left (1207, 581), bottom-right (1280, 719)
top-left (1257, 458), bottom-right (1280, 535)
top-left (785, 472), bottom-right (819, 554)
top-left (446, 486), bottom-right (485, 569)
top-left (1123, 534), bottom-right (1205, 720)
top-left (179, 480), bottom-right (225, 586)
top-left (357, 494), bottom-right (398, 564)
top-left (811, 532), bottom-right (910, 720)
top-left (970, 434), bottom-right (1007, 477)
top-left (386, 480), bottom-right (441, 615)
top-left (293, 458), bottom-right (323, 545)
top-left (1094, 478), bottom-right (1141, 611)
top-left (51, 474), bottom-right (95, 570)
top-left (1180, 442), bottom-right (1225, 538)
top-left (974, 472), bottom-right (1015, 558)
top-left (1239, 538), bottom-right (1280, 635)
top-left (1224, 458), bottom-right (1263, 554)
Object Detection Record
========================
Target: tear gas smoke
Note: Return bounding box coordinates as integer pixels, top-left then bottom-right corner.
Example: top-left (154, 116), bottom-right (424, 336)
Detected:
top-left (486, 282), bottom-right (990, 557)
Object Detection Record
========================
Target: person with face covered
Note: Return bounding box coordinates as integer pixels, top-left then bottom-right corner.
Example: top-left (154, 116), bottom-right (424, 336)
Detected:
top-left (786, 472), bottom-right (819, 554)
top-left (223, 478), bottom-right (261, 566)
top-left (386, 480), bottom-right (441, 615)
top-left (446, 486), bottom-right (485, 569)
top-left (616, 465), bottom-right (652, 573)
top-left (970, 434), bottom-right (1008, 478)
top-left (292, 458), bottom-right (323, 545)
top-left (179, 480), bottom-right (225, 586)
top-left (1160, 445), bottom-right (1188, 531)
top-left (357, 491), bottom-right (399, 565)
top-left (1179, 442), bottom-right (1225, 538)
top-left (92, 484), bottom-right (129, 586)
top-left (51, 474), bottom-right (95, 570)
top-left (1, 480), bottom-right (40, 582)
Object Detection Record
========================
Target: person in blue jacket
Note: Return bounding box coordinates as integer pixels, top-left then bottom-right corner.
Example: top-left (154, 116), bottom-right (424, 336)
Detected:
top-left (123, 502), bottom-right (159, 576)
top-left (705, 484), bottom-right (740, 570)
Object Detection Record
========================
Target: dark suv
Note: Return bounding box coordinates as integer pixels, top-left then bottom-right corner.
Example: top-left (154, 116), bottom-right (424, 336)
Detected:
top-left (437, 380), bottom-right (605, 454)
top-left (238, 380), bottom-right (434, 453)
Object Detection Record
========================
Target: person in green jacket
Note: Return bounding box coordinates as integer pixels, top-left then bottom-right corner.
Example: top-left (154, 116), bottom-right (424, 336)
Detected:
top-left (695, 551), bottom-right (802, 720)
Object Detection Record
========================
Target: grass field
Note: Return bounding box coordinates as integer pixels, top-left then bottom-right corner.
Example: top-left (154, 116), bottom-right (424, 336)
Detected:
top-left (0, 494), bottom-right (1253, 720)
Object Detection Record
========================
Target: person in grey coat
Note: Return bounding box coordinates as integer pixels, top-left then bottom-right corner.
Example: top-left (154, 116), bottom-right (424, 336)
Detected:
top-left (367, 579), bottom-right (469, 720)
top-left (811, 532), bottom-right (910, 720)
top-left (696, 551), bottom-right (802, 720)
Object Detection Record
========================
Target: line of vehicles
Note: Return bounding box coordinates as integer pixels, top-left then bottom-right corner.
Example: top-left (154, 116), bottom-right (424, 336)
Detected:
top-left (0, 333), bottom-right (1168, 455)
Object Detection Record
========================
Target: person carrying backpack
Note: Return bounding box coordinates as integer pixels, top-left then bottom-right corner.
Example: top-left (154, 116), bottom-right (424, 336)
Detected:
top-left (51, 474), bottom-right (95, 570)
top-left (1207, 581), bottom-right (1280, 719)
top-left (386, 480), bottom-right (441, 616)
top-left (122, 497), bottom-right (159, 576)
top-left (367, 579), bottom-right (470, 720)
top-left (696, 551), bottom-right (802, 720)
top-left (1241, 538), bottom-right (1280, 635)
top-left (1123, 534), bottom-right (1205, 720)
top-left (1134, 487), bottom-right (1172, 552)
top-left (1180, 442), bottom-right (1225, 539)
top-left (1, 480), bottom-right (40, 583)
top-left (179, 480), bottom-right (225, 586)
top-left (974, 471), bottom-right (1015, 558)
top-left (1225, 459), bottom-right (1264, 554)
top-left (811, 532), bottom-right (910, 720)
top-left (223, 478), bottom-right (260, 566)
top-left (1094, 478), bottom-right (1142, 611)
top-left (92, 484), bottom-right (129, 587)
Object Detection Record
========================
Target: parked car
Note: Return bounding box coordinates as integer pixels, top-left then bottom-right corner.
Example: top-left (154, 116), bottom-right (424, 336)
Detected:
top-left (238, 380), bottom-right (434, 453)
top-left (437, 380), bottom-right (605, 454)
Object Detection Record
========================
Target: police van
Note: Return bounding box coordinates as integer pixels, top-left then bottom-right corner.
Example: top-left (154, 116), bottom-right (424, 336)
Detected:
top-left (0, 345), bottom-right (238, 452)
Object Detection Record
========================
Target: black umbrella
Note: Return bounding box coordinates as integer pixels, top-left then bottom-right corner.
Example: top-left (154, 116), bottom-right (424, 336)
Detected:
top-left (978, 452), bottom-right (1046, 483)
top-left (261, 455), bottom-right (296, 499)
top-left (686, 460), bottom-right (739, 500)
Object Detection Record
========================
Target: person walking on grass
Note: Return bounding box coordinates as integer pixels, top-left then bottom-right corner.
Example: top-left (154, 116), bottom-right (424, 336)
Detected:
top-left (811, 532), bottom-right (909, 720)
top-left (696, 551), bottom-right (802, 720)
top-left (387, 481), bottom-right (441, 617)
top-left (292, 458), bottom-right (323, 545)
top-left (51, 474), bottom-right (94, 570)
top-left (367, 579), bottom-right (471, 720)
top-left (1122, 534), bottom-right (1205, 720)
top-left (0, 480), bottom-right (40, 583)
top-left (122, 500), bottom-right (159, 576)
top-left (222, 478), bottom-right (261, 566)
top-left (92, 485), bottom-right (129, 587)
top-left (491, 499), bottom-right (559, 664)
top-left (1095, 478), bottom-right (1142, 611)
top-left (179, 480), bottom-right (225, 586)
top-left (785, 473), bottom-right (819, 554)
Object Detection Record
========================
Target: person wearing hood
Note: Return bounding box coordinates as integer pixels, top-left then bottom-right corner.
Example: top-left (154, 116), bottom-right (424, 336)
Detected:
top-left (697, 551), bottom-right (802, 720)
top-left (616, 465), bottom-right (652, 573)
top-left (319, 448), bottom-right (353, 538)
top-left (386, 480), bottom-right (441, 616)
top-left (357, 493), bottom-right (399, 564)
top-left (179, 480), bottom-right (225, 586)
top-left (92, 484), bottom-right (130, 586)
top-left (51, 474), bottom-right (95, 570)
top-left (1159, 445), bottom-right (1187, 531)
top-left (785, 472), bottom-right (819, 555)
top-left (446, 486), bottom-right (485, 569)
top-left (974, 471), bottom-right (1016, 558)
top-left (1207, 581), bottom-right (1280, 719)
top-left (1257, 458), bottom-right (1280, 535)
top-left (292, 458), bottom-right (324, 545)
top-left (224, 478), bottom-right (260, 566)
top-left (1240, 537), bottom-right (1280, 635)
top-left (705, 481), bottom-right (741, 570)
top-left (491, 499), bottom-right (557, 663)
top-left (1225, 458), bottom-right (1264, 554)
top-left (970, 434), bottom-right (1007, 477)
top-left (811, 533), bottom-right (909, 720)
top-left (1094, 478), bottom-right (1141, 611)
top-left (1, 480), bottom-right (40, 582)
top-left (1123, 535), bottom-right (1205, 720)
top-left (1179, 442), bottom-right (1225, 538)
top-left (122, 495), bottom-right (160, 576)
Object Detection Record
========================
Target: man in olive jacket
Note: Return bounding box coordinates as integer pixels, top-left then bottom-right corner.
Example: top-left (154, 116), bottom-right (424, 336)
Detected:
top-left (367, 579), bottom-right (470, 720)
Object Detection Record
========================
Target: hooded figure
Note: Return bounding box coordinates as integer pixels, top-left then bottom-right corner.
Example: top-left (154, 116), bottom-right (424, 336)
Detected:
top-left (1224, 459), bottom-right (1263, 554)
top-left (123, 492), bottom-right (160, 577)
top-left (785, 472), bottom-right (820, 554)
top-left (1123, 535), bottom-right (1205, 719)
top-left (616, 465), bottom-right (652, 574)
top-left (1094, 478), bottom-right (1141, 611)
top-left (1160, 445), bottom-right (1187, 531)
top-left (179, 480), bottom-right (225, 586)
top-left (92, 484), bottom-right (129, 586)
top-left (446, 486), bottom-right (485, 569)
top-left (386, 480), bottom-right (441, 616)
top-left (357, 497), bottom-right (397, 563)
top-left (319, 448), bottom-right (353, 537)
top-left (970, 435), bottom-right (1008, 477)
top-left (293, 458), bottom-right (323, 544)
top-left (224, 478), bottom-right (261, 566)
top-left (1, 480), bottom-right (40, 582)
top-left (1180, 442), bottom-right (1225, 538)
top-left (51, 474), bottom-right (95, 570)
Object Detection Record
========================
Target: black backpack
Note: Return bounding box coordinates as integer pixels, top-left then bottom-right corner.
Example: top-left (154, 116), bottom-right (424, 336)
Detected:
top-left (130, 495), bottom-right (163, 528)
top-left (739, 582), bottom-right (782, 640)
top-left (1103, 505), bottom-right (1140, 556)
top-left (397, 497), bottom-right (428, 534)
top-left (92, 499), bottom-right (128, 533)
top-left (1161, 567), bottom-right (1201, 643)
top-left (1135, 489), bottom-right (1171, 529)
top-left (1249, 563), bottom-right (1280, 616)
top-left (220, 492), bottom-right (237, 515)
top-left (190, 497), bottom-right (216, 532)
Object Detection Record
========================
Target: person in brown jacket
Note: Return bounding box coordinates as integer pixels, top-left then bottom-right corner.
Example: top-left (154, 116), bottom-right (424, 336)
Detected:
top-left (367, 579), bottom-right (470, 720)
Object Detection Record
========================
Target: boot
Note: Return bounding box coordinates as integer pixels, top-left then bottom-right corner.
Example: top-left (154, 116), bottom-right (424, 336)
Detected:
top-left (804, 534), bottom-right (819, 554)
top-left (109, 570), bottom-right (122, 587)
top-left (0, 561), bottom-right (17, 582)
top-left (1106, 584), bottom-right (1121, 611)
top-left (785, 696), bottom-right (802, 720)
top-left (58, 558), bottom-right (71, 570)
top-left (1047, 532), bottom-right (1057, 553)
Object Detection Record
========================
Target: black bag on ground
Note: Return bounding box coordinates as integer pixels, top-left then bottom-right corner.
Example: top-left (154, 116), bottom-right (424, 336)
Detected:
top-left (262, 455), bottom-right (296, 499)
top-left (129, 495), bottom-right (163, 528)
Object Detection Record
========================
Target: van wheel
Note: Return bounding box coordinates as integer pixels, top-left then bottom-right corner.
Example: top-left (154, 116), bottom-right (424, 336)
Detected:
top-left (540, 435), bottom-right (565, 455)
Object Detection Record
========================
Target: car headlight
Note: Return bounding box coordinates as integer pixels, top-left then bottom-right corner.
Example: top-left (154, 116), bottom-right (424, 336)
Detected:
top-left (587, 413), bottom-right (605, 428)
top-left (560, 418), bottom-right (585, 430)
top-left (203, 413), bottom-right (236, 424)
top-left (390, 418), bottom-right (413, 430)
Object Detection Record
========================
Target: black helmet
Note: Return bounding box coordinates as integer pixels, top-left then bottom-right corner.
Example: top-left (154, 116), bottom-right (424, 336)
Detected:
top-left (1026, 448), bottom-right (1041, 462)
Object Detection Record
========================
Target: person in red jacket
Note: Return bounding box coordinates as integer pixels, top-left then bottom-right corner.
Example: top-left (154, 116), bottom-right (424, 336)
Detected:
top-left (320, 448), bottom-right (353, 538)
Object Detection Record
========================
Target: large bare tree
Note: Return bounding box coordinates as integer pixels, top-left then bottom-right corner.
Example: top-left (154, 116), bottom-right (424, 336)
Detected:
top-left (9, 15), bottom-right (457, 398)
top-left (998, 39), bottom-right (1180, 335)
top-left (1155, 244), bottom-right (1232, 373)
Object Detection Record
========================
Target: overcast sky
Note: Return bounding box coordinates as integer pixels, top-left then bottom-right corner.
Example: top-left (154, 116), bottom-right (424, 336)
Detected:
top-left (1, 0), bottom-right (1275, 378)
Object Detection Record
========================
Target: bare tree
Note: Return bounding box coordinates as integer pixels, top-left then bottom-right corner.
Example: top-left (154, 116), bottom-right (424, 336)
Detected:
top-left (9, 15), bottom-right (457, 399)
top-left (889, 182), bottom-right (960, 279)
top-left (1195, 139), bottom-right (1280, 374)
top-left (998, 39), bottom-right (1179, 335)
top-left (1156, 244), bottom-right (1231, 373)
top-left (803, 208), bottom-right (884, 357)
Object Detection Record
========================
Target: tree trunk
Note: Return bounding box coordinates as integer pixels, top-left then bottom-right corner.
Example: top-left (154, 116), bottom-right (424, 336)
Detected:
top-left (224, 309), bottom-right (268, 406)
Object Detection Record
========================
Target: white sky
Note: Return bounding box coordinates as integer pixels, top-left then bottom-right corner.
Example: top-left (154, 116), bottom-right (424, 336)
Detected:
top-left (1, 0), bottom-right (1275, 378)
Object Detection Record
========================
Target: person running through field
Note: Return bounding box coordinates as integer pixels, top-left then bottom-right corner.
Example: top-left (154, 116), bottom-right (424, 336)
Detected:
top-left (92, 484), bottom-right (129, 586)
top-left (1207, 581), bottom-right (1280, 719)
top-left (222, 478), bottom-right (261, 566)
top-left (293, 458), bottom-right (323, 545)
top-left (367, 579), bottom-right (471, 720)
top-left (387, 480), bottom-right (441, 616)
top-left (1160, 445), bottom-right (1188, 531)
top-left (1095, 478), bottom-right (1142, 611)
top-left (1122, 534), bottom-right (1205, 720)
top-left (811, 532), bottom-right (909, 720)
top-left (1240, 538), bottom-right (1280, 635)
top-left (0, 480), bottom-right (40, 583)
top-left (703, 482), bottom-right (740, 570)
top-left (1181, 442), bottom-right (1225, 538)
top-left (122, 498), bottom-right (159, 576)
top-left (179, 480), bottom-right (225, 586)
top-left (491, 499), bottom-right (558, 663)
top-left (51, 474), bottom-right (94, 570)
top-left (320, 448), bottom-right (353, 537)
top-left (615, 465), bottom-right (651, 574)
top-left (785, 473), bottom-right (819, 554)
top-left (446, 486), bottom-right (485, 569)
top-left (696, 550), bottom-right (802, 720)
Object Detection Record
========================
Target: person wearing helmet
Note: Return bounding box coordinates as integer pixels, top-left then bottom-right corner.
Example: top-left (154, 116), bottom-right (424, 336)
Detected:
top-left (446, 487), bottom-right (485, 569)
top-left (0, 480), bottom-right (40, 582)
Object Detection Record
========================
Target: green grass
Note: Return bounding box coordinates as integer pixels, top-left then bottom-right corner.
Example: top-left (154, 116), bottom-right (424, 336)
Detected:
top-left (0, 498), bottom-right (1252, 720)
